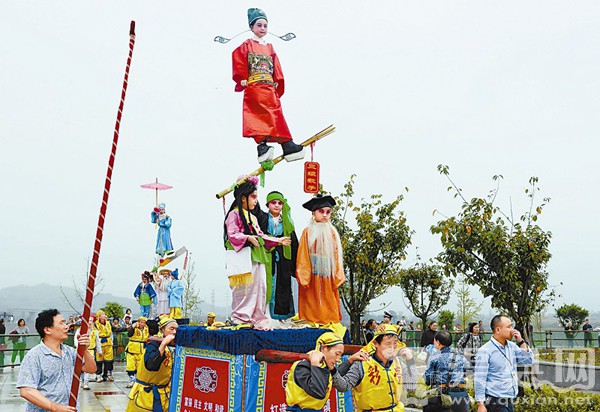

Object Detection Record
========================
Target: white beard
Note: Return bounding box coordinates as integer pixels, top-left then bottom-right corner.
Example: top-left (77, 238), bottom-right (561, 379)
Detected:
top-left (307, 219), bottom-right (344, 277)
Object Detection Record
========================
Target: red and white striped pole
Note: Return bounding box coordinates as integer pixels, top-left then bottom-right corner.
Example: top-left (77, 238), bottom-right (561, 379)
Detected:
top-left (69, 21), bottom-right (137, 407)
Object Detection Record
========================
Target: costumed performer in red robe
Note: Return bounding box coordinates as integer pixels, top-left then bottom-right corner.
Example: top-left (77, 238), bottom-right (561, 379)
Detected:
top-left (232, 8), bottom-right (305, 164)
top-left (296, 194), bottom-right (346, 327)
top-left (224, 175), bottom-right (291, 330)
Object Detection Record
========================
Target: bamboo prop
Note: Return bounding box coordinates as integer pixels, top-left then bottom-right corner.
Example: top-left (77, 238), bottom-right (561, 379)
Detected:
top-left (215, 125), bottom-right (336, 199)
top-left (69, 21), bottom-right (137, 408)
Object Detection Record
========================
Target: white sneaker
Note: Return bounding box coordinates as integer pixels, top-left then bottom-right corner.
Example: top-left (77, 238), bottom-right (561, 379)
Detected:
top-left (82, 383), bottom-right (90, 390)
top-left (95, 375), bottom-right (102, 382)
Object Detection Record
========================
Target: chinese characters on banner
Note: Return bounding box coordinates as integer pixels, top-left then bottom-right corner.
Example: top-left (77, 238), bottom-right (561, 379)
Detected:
top-left (303, 162), bottom-right (320, 194)
top-left (180, 356), bottom-right (230, 412)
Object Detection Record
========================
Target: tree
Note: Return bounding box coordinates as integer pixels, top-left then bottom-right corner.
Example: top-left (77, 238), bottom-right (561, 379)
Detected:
top-left (431, 165), bottom-right (553, 341)
top-left (60, 257), bottom-right (105, 313)
top-left (555, 304), bottom-right (589, 329)
top-left (101, 301), bottom-right (124, 319)
top-left (331, 175), bottom-right (413, 344)
top-left (398, 263), bottom-right (454, 329)
top-left (182, 258), bottom-right (203, 322)
top-left (438, 310), bottom-right (455, 331)
top-left (455, 275), bottom-right (483, 330)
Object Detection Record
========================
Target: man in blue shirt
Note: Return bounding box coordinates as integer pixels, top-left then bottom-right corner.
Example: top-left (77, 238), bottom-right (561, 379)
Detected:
top-left (474, 315), bottom-right (533, 412)
top-left (17, 309), bottom-right (96, 412)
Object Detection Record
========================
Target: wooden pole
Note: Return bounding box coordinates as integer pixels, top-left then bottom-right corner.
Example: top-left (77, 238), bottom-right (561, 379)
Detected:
top-left (215, 125), bottom-right (335, 199)
top-left (69, 21), bottom-right (137, 407)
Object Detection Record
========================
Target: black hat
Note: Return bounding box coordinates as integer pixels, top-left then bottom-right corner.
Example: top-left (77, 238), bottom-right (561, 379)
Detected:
top-left (302, 194), bottom-right (336, 211)
top-left (383, 311), bottom-right (393, 319)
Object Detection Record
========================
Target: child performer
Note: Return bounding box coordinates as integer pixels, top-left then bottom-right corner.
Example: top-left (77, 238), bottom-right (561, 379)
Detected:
top-left (232, 8), bottom-right (305, 164)
top-left (224, 176), bottom-right (290, 330)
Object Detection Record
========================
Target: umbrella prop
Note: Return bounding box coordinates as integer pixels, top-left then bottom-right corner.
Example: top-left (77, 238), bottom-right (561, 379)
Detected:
top-left (141, 178), bottom-right (173, 207)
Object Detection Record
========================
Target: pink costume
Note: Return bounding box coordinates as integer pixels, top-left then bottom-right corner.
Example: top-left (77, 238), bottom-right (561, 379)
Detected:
top-left (225, 209), bottom-right (280, 330)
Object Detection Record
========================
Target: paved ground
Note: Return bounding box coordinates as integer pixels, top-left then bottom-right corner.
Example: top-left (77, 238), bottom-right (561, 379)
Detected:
top-left (0, 364), bottom-right (131, 411)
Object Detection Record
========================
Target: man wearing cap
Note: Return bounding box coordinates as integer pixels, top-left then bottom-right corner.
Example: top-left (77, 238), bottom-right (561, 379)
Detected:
top-left (125, 317), bottom-right (149, 388)
top-left (285, 332), bottom-right (366, 411)
top-left (296, 194), bottom-right (345, 325)
top-left (383, 311), bottom-right (393, 324)
top-left (95, 310), bottom-right (115, 382)
top-left (206, 312), bottom-right (216, 327)
top-left (167, 269), bottom-right (184, 319)
top-left (254, 190), bottom-right (299, 322)
top-left (126, 315), bottom-right (178, 412)
top-left (333, 324), bottom-right (416, 412)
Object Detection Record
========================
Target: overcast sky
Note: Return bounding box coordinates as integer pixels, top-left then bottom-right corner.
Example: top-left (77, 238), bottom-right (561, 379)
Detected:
top-left (1, 1), bottom-right (598, 319)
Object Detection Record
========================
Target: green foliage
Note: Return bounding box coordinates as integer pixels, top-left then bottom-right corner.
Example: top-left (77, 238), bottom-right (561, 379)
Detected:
top-left (455, 275), bottom-right (483, 330)
top-left (331, 175), bottom-right (413, 344)
top-left (437, 310), bottom-right (455, 330)
top-left (182, 260), bottom-right (203, 322)
top-left (398, 263), bottom-right (454, 329)
top-left (101, 301), bottom-right (124, 319)
top-left (432, 166), bottom-right (553, 341)
top-left (514, 384), bottom-right (600, 411)
top-left (555, 303), bottom-right (589, 329)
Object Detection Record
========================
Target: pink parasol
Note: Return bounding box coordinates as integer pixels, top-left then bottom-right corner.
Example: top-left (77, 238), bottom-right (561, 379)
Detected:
top-left (141, 178), bottom-right (173, 206)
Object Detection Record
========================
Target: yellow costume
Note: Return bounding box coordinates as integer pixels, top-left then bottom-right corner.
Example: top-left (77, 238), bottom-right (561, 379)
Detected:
top-left (95, 318), bottom-right (114, 362)
top-left (126, 324), bottom-right (149, 373)
top-left (285, 332), bottom-right (342, 411)
top-left (126, 315), bottom-right (177, 412)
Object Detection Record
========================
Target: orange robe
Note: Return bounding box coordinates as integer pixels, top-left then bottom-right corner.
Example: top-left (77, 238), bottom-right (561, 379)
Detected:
top-left (296, 227), bottom-right (346, 324)
top-left (232, 39), bottom-right (292, 144)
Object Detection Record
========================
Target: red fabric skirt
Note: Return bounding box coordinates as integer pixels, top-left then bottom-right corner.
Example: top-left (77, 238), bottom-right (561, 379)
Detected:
top-left (242, 83), bottom-right (292, 144)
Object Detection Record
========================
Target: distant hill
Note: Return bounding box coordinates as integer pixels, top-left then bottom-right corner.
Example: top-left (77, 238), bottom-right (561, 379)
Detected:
top-left (0, 283), bottom-right (138, 321)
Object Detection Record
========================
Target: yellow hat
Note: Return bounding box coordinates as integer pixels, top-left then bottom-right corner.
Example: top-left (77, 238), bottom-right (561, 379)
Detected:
top-left (138, 316), bottom-right (147, 322)
top-left (363, 324), bottom-right (403, 354)
top-left (207, 312), bottom-right (216, 318)
top-left (158, 315), bottom-right (177, 329)
top-left (314, 332), bottom-right (343, 351)
top-left (96, 310), bottom-right (105, 317)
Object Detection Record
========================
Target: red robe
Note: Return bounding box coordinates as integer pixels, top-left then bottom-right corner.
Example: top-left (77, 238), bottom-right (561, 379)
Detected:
top-left (232, 39), bottom-right (292, 144)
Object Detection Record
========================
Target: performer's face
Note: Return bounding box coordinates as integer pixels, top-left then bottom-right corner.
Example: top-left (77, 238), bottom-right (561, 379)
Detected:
top-left (251, 19), bottom-right (268, 38)
top-left (243, 191), bottom-right (259, 210)
top-left (322, 344), bottom-right (344, 369)
top-left (139, 319), bottom-right (146, 329)
top-left (268, 200), bottom-right (283, 216)
top-left (163, 322), bottom-right (178, 337)
top-left (313, 207), bottom-right (332, 223)
top-left (375, 335), bottom-right (399, 361)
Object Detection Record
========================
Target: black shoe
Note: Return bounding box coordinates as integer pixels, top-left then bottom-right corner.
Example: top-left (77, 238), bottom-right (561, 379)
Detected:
top-left (257, 142), bottom-right (274, 162)
top-left (281, 140), bottom-right (305, 162)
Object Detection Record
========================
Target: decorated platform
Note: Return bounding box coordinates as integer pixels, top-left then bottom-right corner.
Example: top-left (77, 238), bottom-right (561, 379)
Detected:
top-left (169, 327), bottom-right (354, 412)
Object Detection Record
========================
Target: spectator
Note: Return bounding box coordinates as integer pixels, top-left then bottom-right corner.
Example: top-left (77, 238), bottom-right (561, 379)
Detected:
top-left (583, 319), bottom-right (593, 348)
top-left (441, 324), bottom-right (447, 331)
top-left (0, 318), bottom-right (5, 371)
top-left (11, 319), bottom-right (29, 367)
top-left (474, 315), bottom-right (533, 412)
top-left (478, 320), bottom-right (485, 334)
top-left (424, 330), bottom-right (470, 412)
top-left (399, 316), bottom-right (407, 328)
top-left (382, 311), bottom-right (393, 324)
top-left (364, 319), bottom-right (377, 344)
top-left (17, 308), bottom-right (96, 411)
top-left (421, 322), bottom-right (438, 347)
top-left (456, 322), bottom-right (483, 374)
top-left (408, 321), bottom-right (415, 330)
top-left (564, 321), bottom-right (575, 348)
top-left (454, 324), bottom-right (463, 333)
top-left (416, 324), bottom-right (422, 331)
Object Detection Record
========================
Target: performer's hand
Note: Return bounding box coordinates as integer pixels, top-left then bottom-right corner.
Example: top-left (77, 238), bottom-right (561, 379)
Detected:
top-left (248, 236), bottom-right (260, 247)
top-left (477, 402), bottom-right (487, 412)
top-left (309, 351), bottom-right (326, 367)
top-left (398, 347), bottom-right (413, 361)
top-left (348, 350), bottom-right (369, 364)
top-left (77, 334), bottom-right (91, 349)
top-left (49, 402), bottom-right (77, 412)
top-left (132, 322), bottom-right (138, 328)
top-left (240, 80), bottom-right (248, 87)
top-left (280, 237), bottom-right (292, 246)
top-left (160, 334), bottom-right (176, 350)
